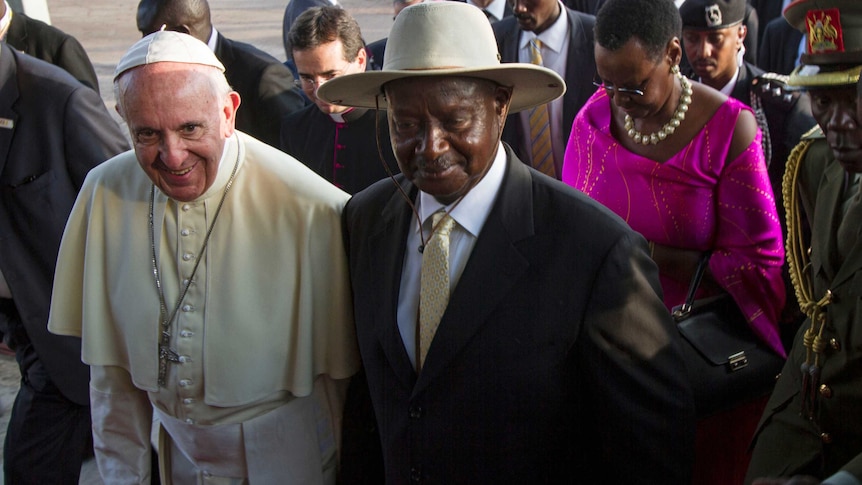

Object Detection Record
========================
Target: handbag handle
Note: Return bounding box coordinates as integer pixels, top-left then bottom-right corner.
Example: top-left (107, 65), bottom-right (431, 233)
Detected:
top-left (673, 252), bottom-right (712, 320)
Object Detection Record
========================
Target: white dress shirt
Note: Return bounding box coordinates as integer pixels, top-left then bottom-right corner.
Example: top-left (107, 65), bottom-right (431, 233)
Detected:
top-left (397, 143), bottom-right (507, 366)
top-left (517, 6), bottom-right (570, 173)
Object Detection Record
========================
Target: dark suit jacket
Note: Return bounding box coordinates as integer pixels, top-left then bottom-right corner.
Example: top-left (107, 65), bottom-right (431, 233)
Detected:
top-left (746, 136), bottom-right (862, 483)
top-left (5, 11), bottom-right (99, 93)
top-left (492, 8), bottom-right (596, 177)
top-left (0, 45), bottom-right (128, 405)
top-left (562, 0), bottom-right (605, 14)
top-left (342, 146), bottom-right (695, 484)
top-left (750, 0), bottom-right (783, 43)
top-left (214, 33), bottom-right (305, 148)
top-left (758, 16), bottom-right (803, 75)
top-left (366, 38), bottom-right (386, 72)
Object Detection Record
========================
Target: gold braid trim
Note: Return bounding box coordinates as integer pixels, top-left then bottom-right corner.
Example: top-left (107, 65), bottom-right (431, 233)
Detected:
top-left (782, 137), bottom-right (833, 419)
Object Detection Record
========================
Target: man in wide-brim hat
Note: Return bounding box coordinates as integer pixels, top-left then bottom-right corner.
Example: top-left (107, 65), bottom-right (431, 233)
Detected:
top-left (320, 2), bottom-right (696, 483)
top-left (746, 1), bottom-right (862, 484)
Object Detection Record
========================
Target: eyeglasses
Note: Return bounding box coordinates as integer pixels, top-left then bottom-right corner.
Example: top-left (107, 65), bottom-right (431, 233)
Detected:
top-left (592, 78), bottom-right (646, 97)
top-left (293, 60), bottom-right (357, 90)
top-left (294, 77), bottom-right (329, 90)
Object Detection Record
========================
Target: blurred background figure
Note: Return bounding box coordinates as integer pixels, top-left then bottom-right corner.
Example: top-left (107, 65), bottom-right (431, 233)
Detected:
top-left (492, 0), bottom-right (596, 179)
top-left (283, 0), bottom-right (335, 59)
top-left (138, 0), bottom-right (306, 148)
top-left (0, 0), bottom-right (99, 92)
top-left (0, 40), bottom-right (127, 484)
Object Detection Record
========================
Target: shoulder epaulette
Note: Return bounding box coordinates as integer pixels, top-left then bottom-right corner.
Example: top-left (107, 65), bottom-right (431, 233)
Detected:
top-left (801, 124), bottom-right (824, 140)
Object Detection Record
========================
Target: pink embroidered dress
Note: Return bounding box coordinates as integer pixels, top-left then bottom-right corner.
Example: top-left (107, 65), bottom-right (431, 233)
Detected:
top-left (562, 89), bottom-right (786, 356)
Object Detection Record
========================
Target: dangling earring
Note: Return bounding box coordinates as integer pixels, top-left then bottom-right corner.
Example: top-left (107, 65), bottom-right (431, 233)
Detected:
top-left (671, 64), bottom-right (680, 75)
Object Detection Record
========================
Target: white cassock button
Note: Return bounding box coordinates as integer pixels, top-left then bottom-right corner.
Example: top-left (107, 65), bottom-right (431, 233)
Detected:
top-left (182, 253), bottom-right (194, 261)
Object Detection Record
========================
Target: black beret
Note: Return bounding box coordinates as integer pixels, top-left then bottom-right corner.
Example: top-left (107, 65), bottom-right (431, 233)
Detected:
top-left (679, 0), bottom-right (745, 29)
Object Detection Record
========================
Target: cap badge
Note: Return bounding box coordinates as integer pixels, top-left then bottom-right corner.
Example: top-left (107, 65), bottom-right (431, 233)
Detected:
top-left (705, 4), bottom-right (722, 28)
top-left (806, 8), bottom-right (844, 54)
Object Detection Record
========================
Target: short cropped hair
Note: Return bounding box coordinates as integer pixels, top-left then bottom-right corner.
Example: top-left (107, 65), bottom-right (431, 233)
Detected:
top-left (595, 0), bottom-right (681, 60)
top-left (288, 6), bottom-right (365, 62)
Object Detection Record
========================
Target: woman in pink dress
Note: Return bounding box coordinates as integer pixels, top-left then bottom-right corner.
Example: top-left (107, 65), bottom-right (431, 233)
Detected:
top-left (562, 0), bottom-right (785, 483)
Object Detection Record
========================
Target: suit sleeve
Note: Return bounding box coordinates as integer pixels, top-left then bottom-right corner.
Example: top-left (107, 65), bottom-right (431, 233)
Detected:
top-left (579, 231), bottom-right (696, 484)
top-left (254, 62), bottom-right (306, 147)
top-left (90, 365), bottom-right (156, 484)
top-left (61, 84), bottom-right (129, 189)
top-left (52, 36), bottom-right (101, 94)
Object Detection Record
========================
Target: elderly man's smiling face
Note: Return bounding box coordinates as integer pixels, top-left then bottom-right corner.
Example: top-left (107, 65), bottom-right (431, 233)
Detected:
top-left (118, 63), bottom-right (240, 202)
top-left (385, 76), bottom-right (512, 204)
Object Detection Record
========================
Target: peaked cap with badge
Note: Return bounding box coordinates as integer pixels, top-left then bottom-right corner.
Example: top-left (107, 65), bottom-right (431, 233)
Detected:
top-left (783, 0), bottom-right (862, 88)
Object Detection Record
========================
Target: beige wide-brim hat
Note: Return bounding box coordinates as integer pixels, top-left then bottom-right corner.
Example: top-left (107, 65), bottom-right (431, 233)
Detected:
top-left (316, 1), bottom-right (565, 113)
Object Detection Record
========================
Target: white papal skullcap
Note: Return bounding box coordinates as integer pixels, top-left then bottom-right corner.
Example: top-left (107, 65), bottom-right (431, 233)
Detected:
top-left (114, 29), bottom-right (225, 81)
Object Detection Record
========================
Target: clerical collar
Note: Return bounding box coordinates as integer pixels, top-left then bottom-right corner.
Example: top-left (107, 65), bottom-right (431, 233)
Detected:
top-left (329, 107), bottom-right (368, 123)
top-left (416, 142), bottom-right (506, 239)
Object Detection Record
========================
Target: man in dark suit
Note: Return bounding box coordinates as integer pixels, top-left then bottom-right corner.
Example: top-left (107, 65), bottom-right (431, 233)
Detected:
top-left (0, 2), bottom-right (99, 92)
top-left (137, 0), bottom-right (306, 148)
top-left (746, 2), bottom-right (862, 483)
top-left (365, 0), bottom-right (420, 71)
top-left (491, 0), bottom-right (595, 179)
top-left (317, 2), bottom-right (695, 483)
top-left (758, 14), bottom-right (804, 75)
top-left (453, 0), bottom-right (513, 22)
top-left (0, 42), bottom-right (128, 484)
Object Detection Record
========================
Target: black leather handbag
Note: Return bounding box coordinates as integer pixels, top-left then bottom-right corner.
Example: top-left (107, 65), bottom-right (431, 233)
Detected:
top-left (672, 252), bottom-right (786, 418)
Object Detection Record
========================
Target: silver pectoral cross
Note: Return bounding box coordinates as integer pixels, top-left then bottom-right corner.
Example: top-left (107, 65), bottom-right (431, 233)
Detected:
top-left (157, 330), bottom-right (181, 387)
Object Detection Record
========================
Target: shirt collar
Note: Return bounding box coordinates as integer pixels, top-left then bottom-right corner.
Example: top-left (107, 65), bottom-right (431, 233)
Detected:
top-left (717, 65), bottom-right (740, 97)
top-left (468, 0), bottom-right (506, 22)
top-left (206, 27), bottom-right (219, 52)
top-left (417, 142), bottom-right (506, 238)
top-left (518, 2), bottom-right (567, 54)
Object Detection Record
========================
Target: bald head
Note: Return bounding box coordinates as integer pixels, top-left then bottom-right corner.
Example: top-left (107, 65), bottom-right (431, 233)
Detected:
top-left (137, 0), bottom-right (213, 43)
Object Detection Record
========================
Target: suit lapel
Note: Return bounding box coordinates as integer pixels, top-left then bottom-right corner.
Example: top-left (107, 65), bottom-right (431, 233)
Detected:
top-left (414, 149), bottom-right (533, 395)
top-left (0, 46), bottom-right (20, 177)
top-left (370, 180), bottom-right (421, 390)
top-left (811, 160), bottom-right (844, 283)
top-left (563, 9), bottom-right (591, 132)
top-left (5, 15), bottom-right (27, 51)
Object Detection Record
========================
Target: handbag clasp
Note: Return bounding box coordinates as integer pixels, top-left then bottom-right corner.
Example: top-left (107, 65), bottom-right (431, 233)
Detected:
top-left (727, 351), bottom-right (748, 372)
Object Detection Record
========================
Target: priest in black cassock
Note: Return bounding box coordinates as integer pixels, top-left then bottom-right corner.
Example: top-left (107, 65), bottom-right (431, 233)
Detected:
top-left (280, 6), bottom-right (397, 195)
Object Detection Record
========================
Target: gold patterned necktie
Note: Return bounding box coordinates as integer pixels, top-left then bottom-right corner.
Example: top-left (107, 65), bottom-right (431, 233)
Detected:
top-left (528, 39), bottom-right (555, 178)
top-left (418, 211), bottom-right (456, 370)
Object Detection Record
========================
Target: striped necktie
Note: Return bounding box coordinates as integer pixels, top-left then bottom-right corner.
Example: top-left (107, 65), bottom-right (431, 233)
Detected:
top-left (418, 211), bottom-right (456, 370)
top-left (528, 39), bottom-right (555, 178)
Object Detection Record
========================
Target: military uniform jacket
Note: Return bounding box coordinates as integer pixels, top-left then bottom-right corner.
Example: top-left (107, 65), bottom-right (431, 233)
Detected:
top-left (748, 133), bottom-right (862, 481)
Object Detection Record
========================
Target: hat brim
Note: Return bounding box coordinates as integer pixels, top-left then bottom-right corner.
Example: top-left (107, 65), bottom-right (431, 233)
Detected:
top-left (787, 63), bottom-right (862, 89)
top-left (316, 64), bottom-right (566, 113)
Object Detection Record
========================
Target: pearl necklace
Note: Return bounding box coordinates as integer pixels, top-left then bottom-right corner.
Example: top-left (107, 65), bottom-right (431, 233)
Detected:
top-left (624, 72), bottom-right (693, 145)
